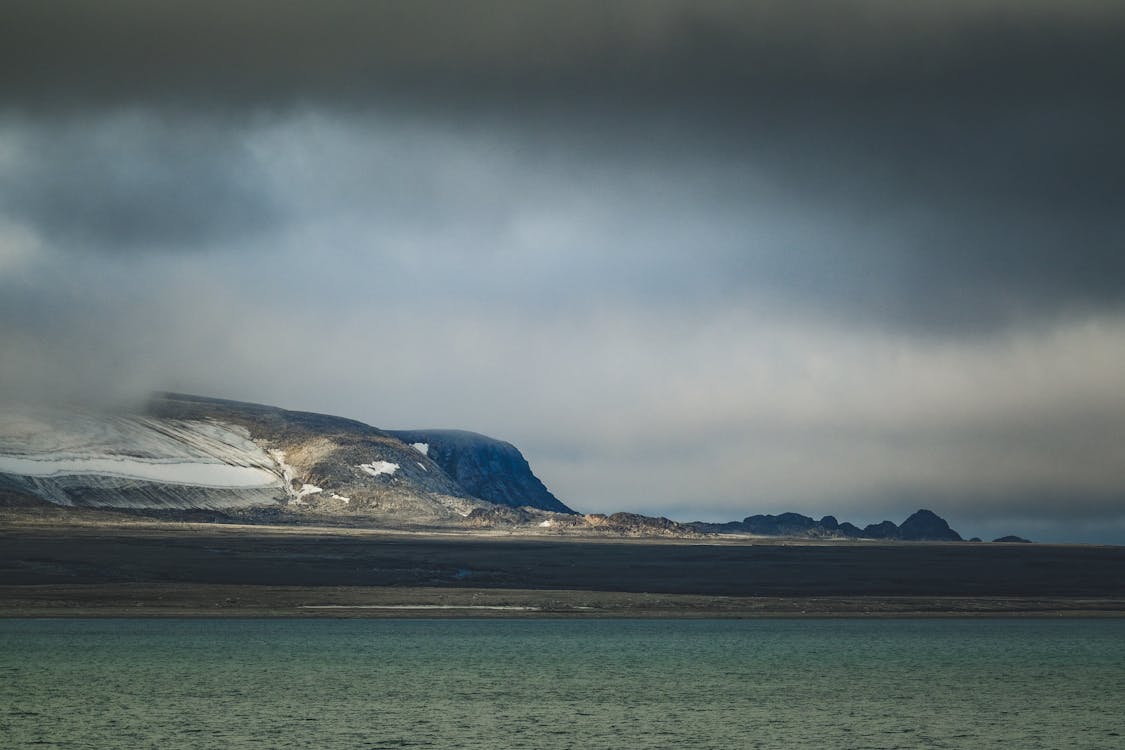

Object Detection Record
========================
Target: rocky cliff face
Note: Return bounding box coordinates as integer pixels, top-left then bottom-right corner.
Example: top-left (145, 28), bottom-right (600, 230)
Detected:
top-left (389, 429), bottom-right (575, 514)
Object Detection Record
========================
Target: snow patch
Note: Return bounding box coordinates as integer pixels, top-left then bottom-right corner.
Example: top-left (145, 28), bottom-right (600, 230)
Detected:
top-left (539, 519), bottom-right (554, 528)
top-left (417, 461), bottom-right (427, 471)
top-left (330, 493), bottom-right (351, 504)
top-left (299, 605), bottom-right (541, 611)
top-left (359, 461), bottom-right (399, 477)
top-left (411, 442), bottom-right (429, 456)
top-left (297, 484), bottom-right (322, 497)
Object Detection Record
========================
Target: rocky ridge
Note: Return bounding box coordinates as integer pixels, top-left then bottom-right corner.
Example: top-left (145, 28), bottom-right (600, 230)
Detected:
top-left (689, 508), bottom-right (965, 541)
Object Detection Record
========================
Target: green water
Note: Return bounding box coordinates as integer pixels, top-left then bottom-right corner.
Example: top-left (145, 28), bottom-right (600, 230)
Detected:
top-left (1, 619), bottom-right (1123, 749)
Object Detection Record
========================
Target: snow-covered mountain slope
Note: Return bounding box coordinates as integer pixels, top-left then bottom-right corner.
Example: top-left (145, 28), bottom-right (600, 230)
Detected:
top-left (0, 394), bottom-right (575, 525)
top-left (0, 410), bottom-right (283, 509)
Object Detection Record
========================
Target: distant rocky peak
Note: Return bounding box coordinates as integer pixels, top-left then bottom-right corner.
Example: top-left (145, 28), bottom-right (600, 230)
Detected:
top-left (690, 508), bottom-right (967, 541)
top-left (898, 509), bottom-right (963, 541)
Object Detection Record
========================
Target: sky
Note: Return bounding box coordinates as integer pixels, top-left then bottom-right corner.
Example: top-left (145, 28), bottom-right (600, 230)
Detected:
top-left (2, 1), bottom-right (1124, 542)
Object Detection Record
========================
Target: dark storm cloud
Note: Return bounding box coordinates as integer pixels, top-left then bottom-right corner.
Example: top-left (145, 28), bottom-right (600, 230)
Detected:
top-left (3, 1), bottom-right (1123, 327)
top-left (0, 115), bottom-right (276, 250)
top-left (2, 1), bottom-right (1122, 112)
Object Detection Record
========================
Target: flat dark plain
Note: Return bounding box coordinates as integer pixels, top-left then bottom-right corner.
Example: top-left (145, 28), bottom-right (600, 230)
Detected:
top-left (2, 512), bottom-right (1123, 617)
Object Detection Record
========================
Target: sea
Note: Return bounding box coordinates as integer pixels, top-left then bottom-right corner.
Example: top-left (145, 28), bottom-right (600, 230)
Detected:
top-left (1, 618), bottom-right (1123, 749)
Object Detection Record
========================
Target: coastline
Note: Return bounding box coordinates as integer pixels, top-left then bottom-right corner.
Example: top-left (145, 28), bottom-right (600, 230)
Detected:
top-left (3, 584), bottom-right (1123, 619)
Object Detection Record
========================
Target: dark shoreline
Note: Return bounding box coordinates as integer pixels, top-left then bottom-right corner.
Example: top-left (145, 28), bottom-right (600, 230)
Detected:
top-left (3, 514), bottom-right (1123, 619)
top-left (3, 583), bottom-right (1124, 619)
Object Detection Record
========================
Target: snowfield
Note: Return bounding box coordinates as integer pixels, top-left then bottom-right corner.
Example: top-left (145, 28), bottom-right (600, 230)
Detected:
top-left (0, 408), bottom-right (285, 508)
top-left (0, 454), bottom-right (277, 487)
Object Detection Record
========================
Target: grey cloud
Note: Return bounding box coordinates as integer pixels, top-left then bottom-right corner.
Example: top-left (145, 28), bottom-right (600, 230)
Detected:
top-left (0, 114), bottom-right (277, 250)
top-left (245, 114), bottom-right (1125, 334)
top-left (3, 102), bottom-right (1124, 331)
top-left (2, 2), bottom-right (1124, 327)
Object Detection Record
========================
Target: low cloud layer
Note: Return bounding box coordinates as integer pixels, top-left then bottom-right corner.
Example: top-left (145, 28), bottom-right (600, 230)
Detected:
top-left (2, 2), bottom-right (1124, 541)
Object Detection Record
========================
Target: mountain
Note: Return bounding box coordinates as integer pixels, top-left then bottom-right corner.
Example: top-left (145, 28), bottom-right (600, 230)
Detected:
top-left (897, 509), bottom-right (962, 541)
top-left (689, 508), bottom-right (965, 541)
top-left (0, 393), bottom-right (571, 525)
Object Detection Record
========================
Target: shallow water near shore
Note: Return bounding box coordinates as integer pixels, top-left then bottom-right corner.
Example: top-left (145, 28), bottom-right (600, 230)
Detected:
top-left (2, 618), bottom-right (1123, 749)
